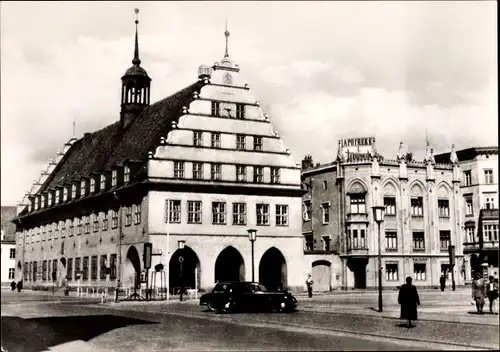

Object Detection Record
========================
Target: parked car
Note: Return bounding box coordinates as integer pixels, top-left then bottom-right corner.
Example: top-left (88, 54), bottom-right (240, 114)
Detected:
top-left (199, 281), bottom-right (297, 313)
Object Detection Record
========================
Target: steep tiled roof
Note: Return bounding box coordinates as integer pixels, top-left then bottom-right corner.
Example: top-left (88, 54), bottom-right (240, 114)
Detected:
top-left (434, 147), bottom-right (498, 164)
top-left (1, 206), bottom-right (17, 242)
top-left (39, 81), bottom-right (204, 194)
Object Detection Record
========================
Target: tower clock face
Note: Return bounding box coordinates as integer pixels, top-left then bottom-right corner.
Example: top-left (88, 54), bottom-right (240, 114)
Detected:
top-left (223, 72), bottom-right (233, 85)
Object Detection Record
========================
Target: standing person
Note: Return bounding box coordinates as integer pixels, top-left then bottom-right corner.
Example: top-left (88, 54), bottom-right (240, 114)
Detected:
top-left (10, 280), bottom-right (16, 291)
top-left (16, 280), bottom-right (22, 292)
top-left (398, 276), bottom-right (420, 328)
top-left (472, 272), bottom-right (486, 314)
top-left (486, 276), bottom-right (499, 314)
top-left (306, 274), bottom-right (314, 298)
top-left (62, 276), bottom-right (69, 296)
top-left (439, 275), bottom-right (446, 292)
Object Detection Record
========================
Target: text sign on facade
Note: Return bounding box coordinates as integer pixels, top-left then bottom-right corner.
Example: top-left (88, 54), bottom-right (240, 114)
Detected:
top-left (340, 137), bottom-right (376, 148)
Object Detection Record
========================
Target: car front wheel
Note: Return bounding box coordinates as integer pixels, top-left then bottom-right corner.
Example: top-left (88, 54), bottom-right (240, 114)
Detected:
top-left (207, 300), bottom-right (217, 312)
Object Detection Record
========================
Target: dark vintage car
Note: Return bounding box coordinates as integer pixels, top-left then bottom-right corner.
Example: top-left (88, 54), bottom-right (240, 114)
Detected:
top-left (199, 281), bottom-right (298, 313)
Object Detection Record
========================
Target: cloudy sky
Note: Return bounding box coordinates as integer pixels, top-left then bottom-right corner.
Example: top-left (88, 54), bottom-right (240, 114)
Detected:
top-left (1, 1), bottom-right (497, 206)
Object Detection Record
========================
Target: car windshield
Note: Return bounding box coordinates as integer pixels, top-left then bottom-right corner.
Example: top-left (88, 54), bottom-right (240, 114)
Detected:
top-left (213, 283), bottom-right (229, 293)
top-left (258, 284), bottom-right (267, 292)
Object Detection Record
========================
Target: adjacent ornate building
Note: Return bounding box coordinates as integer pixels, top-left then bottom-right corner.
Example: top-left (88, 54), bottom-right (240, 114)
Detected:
top-left (12, 15), bottom-right (306, 294)
top-left (301, 138), bottom-right (465, 290)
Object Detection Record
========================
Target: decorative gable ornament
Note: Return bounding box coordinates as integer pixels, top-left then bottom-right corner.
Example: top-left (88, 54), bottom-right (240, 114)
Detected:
top-left (160, 137), bottom-right (166, 145)
top-left (193, 92), bottom-right (199, 99)
top-left (349, 182), bottom-right (366, 194)
top-left (171, 121), bottom-right (177, 129)
top-left (148, 151), bottom-right (154, 159)
top-left (182, 106), bottom-right (188, 114)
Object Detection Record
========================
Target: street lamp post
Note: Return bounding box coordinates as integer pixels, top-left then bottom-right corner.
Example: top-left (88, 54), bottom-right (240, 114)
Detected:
top-left (247, 229), bottom-right (257, 282)
top-left (372, 205), bottom-right (385, 313)
top-left (178, 240), bottom-right (185, 302)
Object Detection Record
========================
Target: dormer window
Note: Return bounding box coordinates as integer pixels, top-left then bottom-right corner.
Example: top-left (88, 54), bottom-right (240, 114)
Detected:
top-left (100, 174), bottom-right (106, 190)
top-left (48, 192), bottom-right (53, 206)
top-left (71, 184), bottom-right (77, 199)
top-left (90, 178), bottom-right (96, 193)
top-left (112, 170), bottom-right (117, 187)
top-left (124, 166), bottom-right (130, 183)
top-left (41, 194), bottom-right (46, 209)
top-left (63, 187), bottom-right (68, 201)
top-left (35, 196), bottom-right (40, 210)
top-left (57, 189), bottom-right (62, 203)
top-left (81, 180), bottom-right (86, 197)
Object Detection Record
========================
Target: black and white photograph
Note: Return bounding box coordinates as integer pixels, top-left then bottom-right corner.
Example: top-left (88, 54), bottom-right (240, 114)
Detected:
top-left (1, 1), bottom-right (498, 351)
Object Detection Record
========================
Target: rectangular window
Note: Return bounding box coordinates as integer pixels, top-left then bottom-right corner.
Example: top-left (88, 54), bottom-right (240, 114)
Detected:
top-left (485, 196), bottom-right (496, 210)
top-left (134, 204), bottom-right (141, 225)
top-left (438, 199), bottom-right (450, 217)
top-left (385, 232), bottom-right (398, 250)
top-left (110, 254), bottom-right (117, 280)
top-left (323, 236), bottom-right (331, 251)
top-left (72, 184), bottom-right (77, 199)
top-left (253, 166), bottom-right (264, 183)
top-left (350, 194), bottom-right (366, 214)
top-left (322, 181), bottom-right (328, 190)
top-left (211, 101), bottom-right (220, 116)
top-left (232, 203), bottom-right (246, 225)
top-left (211, 163), bottom-right (222, 180)
top-left (8, 268), bottom-right (15, 280)
top-left (48, 192), bottom-right (53, 205)
top-left (304, 233), bottom-right (314, 251)
top-left (33, 261), bottom-right (37, 282)
top-left (42, 260), bottom-right (47, 281)
top-left (193, 162), bottom-right (204, 179)
top-left (75, 218), bottom-right (82, 235)
top-left (167, 200), bottom-right (181, 223)
top-left (465, 197), bottom-right (473, 216)
top-left (67, 258), bottom-right (73, 281)
top-left (193, 131), bottom-right (203, 147)
top-left (212, 202), bottom-right (226, 225)
top-left (124, 166), bottom-right (130, 183)
top-left (236, 165), bottom-right (246, 182)
top-left (253, 136), bottom-right (263, 151)
top-left (125, 207), bottom-right (132, 227)
top-left (271, 168), bottom-right (280, 184)
top-left (75, 257), bottom-right (81, 280)
top-left (384, 197), bottom-right (396, 216)
top-left (484, 169), bottom-right (494, 184)
top-left (321, 203), bottom-right (330, 224)
top-left (303, 201), bottom-right (312, 221)
top-left (111, 210), bottom-right (118, 229)
top-left (91, 256), bottom-right (98, 280)
top-left (52, 259), bottom-right (57, 281)
top-left (100, 255), bottom-right (107, 280)
top-left (63, 187), bottom-right (68, 201)
top-left (83, 257), bottom-right (89, 280)
top-left (81, 180), bottom-right (87, 197)
top-left (464, 170), bottom-right (472, 186)
top-left (236, 104), bottom-right (245, 119)
top-left (93, 214), bottom-right (99, 232)
top-left (84, 216), bottom-right (90, 234)
top-left (112, 170), bottom-right (117, 187)
top-left (256, 204), bottom-right (270, 226)
top-left (100, 175), bottom-right (106, 191)
top-left (276, 205), bottom-right (289, 226)
top-left (187, 201), bottom-right (202, 224)
top-left (236, 134), bottom-right (246, 150)
top-left (90, 178), bottom-right (96, 193)
top-left (9, 248), bottom-right (16, 259)
top-left (484, 224), bottom-right (499, 242)
top-left (466, 226), bottom-right (475, 243)
top-left (385, 263), bottom-right (399, 281)
top-left (413, 232), bottom-right (425, 250)
top-left (211, 133), bottom-right (221, 148)
top-left (57, 189), bottom-right (62, 204)
top-left (359, 229), bottom-right (366, 248)
top-left (174, 161), bottom-right (185, 179)
top-left (102, 212), bottom-right (109, 231)
top-left (414, 264), bottom-right (426, 281)
top-left (411, 197), bottom-right (423, 216)
top-left (440, 231), bottom-right (451, 250)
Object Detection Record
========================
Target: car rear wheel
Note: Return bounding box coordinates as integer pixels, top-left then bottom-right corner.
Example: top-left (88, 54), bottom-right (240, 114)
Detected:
top-left (207, 300), bottom-right (217, 312)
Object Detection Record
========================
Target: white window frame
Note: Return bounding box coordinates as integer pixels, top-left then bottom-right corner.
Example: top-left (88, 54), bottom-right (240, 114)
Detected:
top-left (236, 165), bottom-right (246, 182)
top-left (232, 203), bottom-right (246, 225)
top-left (236, 134), bottom-right (246, 150)
top-left (193, 162), bottom-right (204, 180)
top-left (256, 204), bottom-right (270, 226)
top-left (90, 178), bottom-right (96, 193)
top-left (211, 132), bottom-right (221, 148)
top-left (253, 166), bottom-right (264, 183)
top-left (134, 204), bottom-right (141, 225)
top-left (271, 168), bottom-right (280, 184)
top-left (80, 180), bottom-right (86, 197)
top-left (384, 197), bottom-right (396, 216)
top-left (464, 170), bottom-right (472, 186)
top-left (187, 201), bottom-right (202, 224)
top-left (100, 174), bottom-right (106, 190)
top-left (414, 263), bottom-right (426, 281)
top-left (212, 202), bottom-right (226, 225)
top-left (193, 131), bottom-right (203, 147)
top-left (111, 210), bottom-right (118, 229)
top-left (112, 170), bottom-right (118, 187)
top-left (411, 197), bottom-right (423, 217)
top-left (385, 231), bottom-right (398, 250)
top-left (166, 200), bottom-right (181, 223)
top-left (465, 197), bottom-right (473, 215)
top-left (484, 169), bottom-right (494, 184)
top-left (174, 161), bottom-right (185, 179)
top-left (253, 136), bottom-right (263, 151)
top-left (321, 203), bottom-right (330, 224)
top-left (124, 207), bottom-right (132, 226)
top-left (275, 204), bottom-right (289, 226)
top-left (350, 194), bottom-right (366, 214)
top-left (303, 201), bottom-right (312, 221)
top-left (385, 263), bottom-right (399, 281)
top-left (211, 163), bottom-right (222, 180)
top-left (124, 166), bottom-right (130, 183)
top-left (438, 199), bottom-right (450, 217)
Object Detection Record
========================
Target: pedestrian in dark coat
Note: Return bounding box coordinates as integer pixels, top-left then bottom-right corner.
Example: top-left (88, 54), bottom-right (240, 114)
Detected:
top-left (398, 276), bottom-right (420, 327)
top-left (16, 280), bottom-right (23, 292)
top-left (472, 272), bottom-right (486, 314)
top-left (439, 275), bottom-right (446, 292)
top-left (10, 281), bottom-right (17, 291)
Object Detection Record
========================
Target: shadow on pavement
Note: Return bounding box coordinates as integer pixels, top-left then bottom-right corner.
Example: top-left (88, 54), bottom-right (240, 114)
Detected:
top-left (1, 314), bottom-right (156, 352)
top-left (395, 323), bottom-right (417, 329)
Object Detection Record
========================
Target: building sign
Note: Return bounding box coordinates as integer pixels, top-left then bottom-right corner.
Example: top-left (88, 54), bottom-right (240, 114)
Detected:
top-left (339, 137), bottom-right (376, 156)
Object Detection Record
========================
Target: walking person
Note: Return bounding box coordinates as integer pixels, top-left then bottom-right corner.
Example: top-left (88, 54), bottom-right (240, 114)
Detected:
top-left (306, 274), bottom-right (314, 298)
top-left (10, 280), bottom-right (16, 291)
top-left (486, 276), bottom-right (499, 315)
top-left (439, 275), bottom-right (446, 292)
top-left (472, 272), bottom-right (486, 314)
top-left (398, 276), bottom-right (420, 328)
top-left (16, 280), bottom-right (22, 292)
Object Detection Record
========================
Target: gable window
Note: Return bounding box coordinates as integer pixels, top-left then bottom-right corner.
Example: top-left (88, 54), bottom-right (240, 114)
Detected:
top-left (321, 203), bottom-right (330, 224)
top-left (124, 166), bottom-right (130, 183)
top-left (253, 136), bottom-right (263, 151)
top-left (80, 180), bottom-right (86, 197)
top-left (174, 161), bottom-right (185, 179)
top-left (112, 170), bottom-right (117, 187)
top-left (236, 104), bottom-right (245, 119)
top-left (72, 184), bottom-right (77, 199)
top-left (385, 232), bottom-right (398, 250)
top-left (193, 162), bottom-right (204, 180)
top-left (102, 212), bottom-right (109, 231)
top-left (100, 175), bottom-right (106, 191)
top-left (93, 214), bottom-right (99, 232)
top-left (253, 166), bottom-right (264, 183)
top-left (134, 204), bottom-right (141, 225)
top-left (439, 231), bottom-right (450, 250)
top-left (350, 194), bottom-right (366, 214)
top-left (111, 210), bottom-right (118, 229)
top-left (411, 197), bottom-right (423, 216)
top-left (414, 263), bottom-right (426, 281)
top-left (211, 163), bottom-right (222, 180)
top-left (124, 207), bottom-right (132, 226)
top-left (256, 204), bottom-right (270, 226)
top-left (232, 203), bottom-right (246, 225)
top-left (484, 169), bottom-right (494, 184)
top-left (412, 232), bottom-right (425, 250)
top-left (465, 197), bottom-right (473, 215)
top-left (271, 168), bottom-right (280, 184)
top-left (193, 131), bottom-right (203, 147)
top-left (303, 201), bottom-right (312, 221)
top-left (236, 135), bottom-right (246, 150)
top-left (464, 170), bottom-right (472, 186)
top-left (212, 202), bottom-right (226, 225)
top-left (236, 165), bottom-right (247, 182)
top-left (385, 263), bottom-right (399, 281)
top-left (90, 178), bottom-right (96, 193)
top-left (187, 201), bottom-right (202, 224)
top-left (384, 197), bottom-right (396, 216)
top-left (166, 200), bottom-right (181, 223)
top-left (438, 199), bottom-right (450, 217)
top-left (211, 101), bottom-right (220, 116)
top-left (276, 204), bottom-right (289, 226)
top-left (211, 133), bottom-right (221, 148)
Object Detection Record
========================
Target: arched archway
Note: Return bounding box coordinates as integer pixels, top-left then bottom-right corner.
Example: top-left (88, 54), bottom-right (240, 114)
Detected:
top-left (169, 246), bottom-right (200, 294)
top-left (124, 246), bottom-right (141, 289)
top-left (312, 260), bottom-right (332, 292)
top-left (214, 246), bottom-right (245, 282)
top-left (259, 247), bottom-right (287, 290)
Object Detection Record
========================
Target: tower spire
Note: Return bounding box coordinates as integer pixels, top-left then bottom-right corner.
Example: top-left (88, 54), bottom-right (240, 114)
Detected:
top-left (132, 8), bottom-right (141, 66)
top-left (224, 17), bottom-right (230, 58)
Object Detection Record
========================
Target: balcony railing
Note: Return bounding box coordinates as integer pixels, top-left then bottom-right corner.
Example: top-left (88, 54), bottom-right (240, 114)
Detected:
top-left (480, 208), bottom-right (499, 219)
top-left (347, 247), bottom-right (369, 256)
